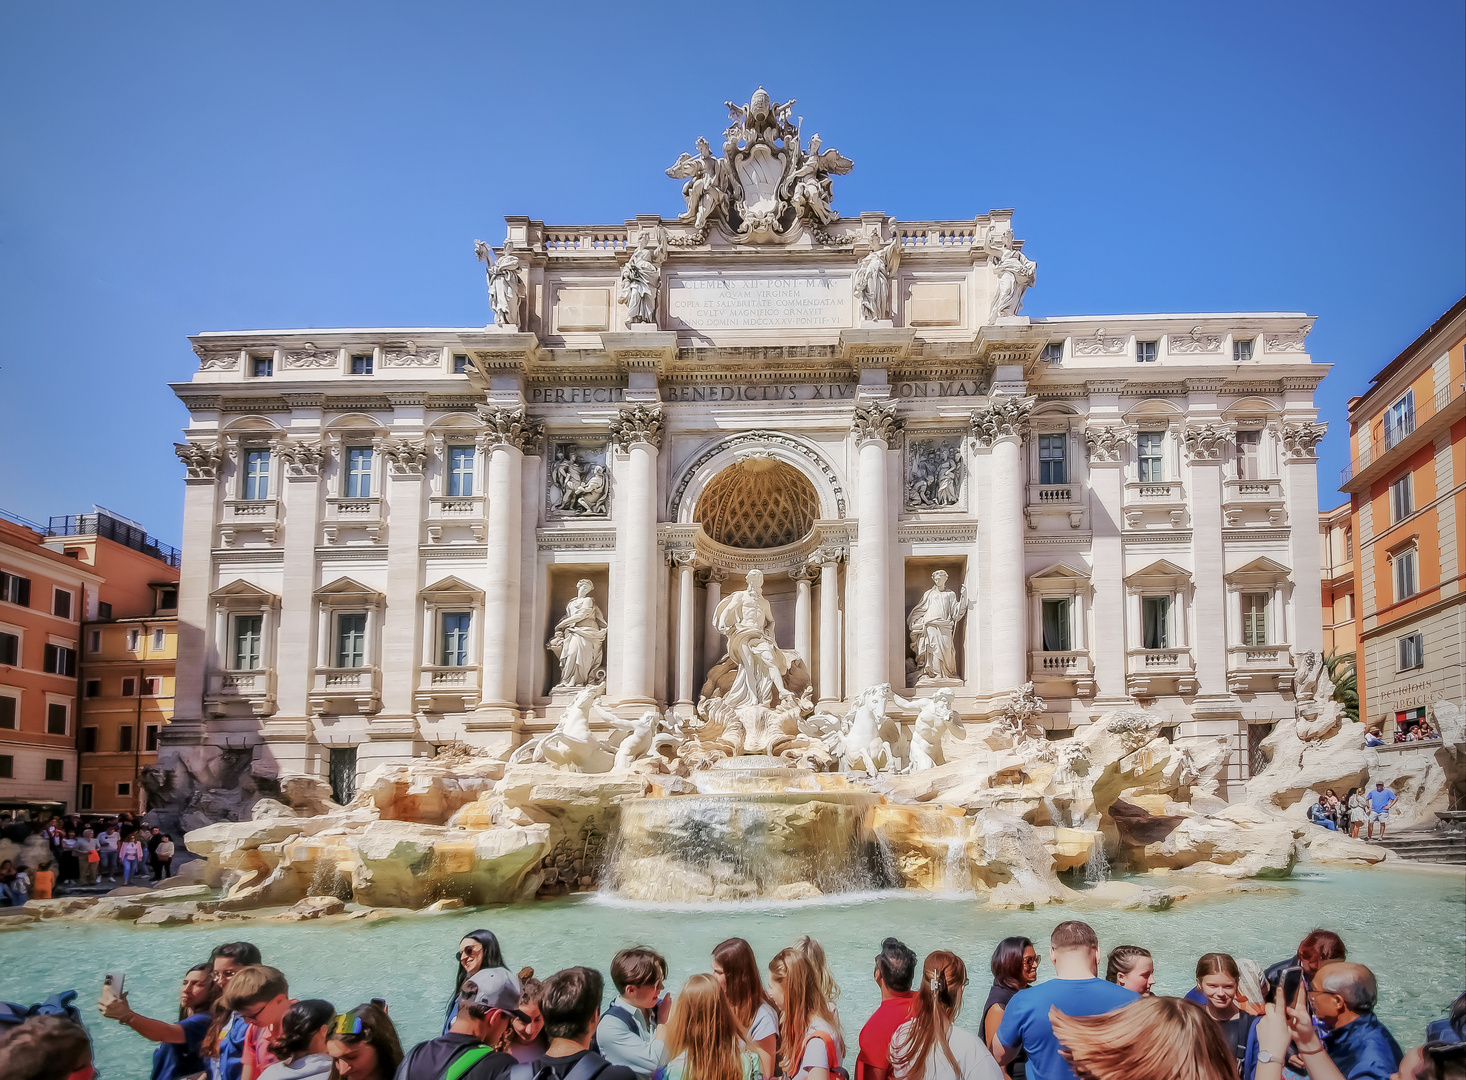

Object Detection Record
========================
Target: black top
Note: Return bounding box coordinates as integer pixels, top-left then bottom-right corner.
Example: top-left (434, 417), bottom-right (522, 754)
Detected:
top-left (526, 1050), bottom-right (638, 1080)
top-left (981, 983), bottom-right (1027, 1079)
top-left (1215, 1012), bottom-right (1255, 1064)
top-left (395, 1034), bottom-right (516, 1080)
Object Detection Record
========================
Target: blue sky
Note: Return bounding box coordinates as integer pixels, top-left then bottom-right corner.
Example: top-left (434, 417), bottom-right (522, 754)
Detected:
top-left (2, 2), bottom-right (1462, 542)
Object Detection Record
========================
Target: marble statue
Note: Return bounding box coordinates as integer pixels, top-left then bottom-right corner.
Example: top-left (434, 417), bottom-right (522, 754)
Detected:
top-left (618, 227), bottom-right (667, 325)
top-left (474, 239), bottom-right (524, 330)
top-left (609, 708), bottom-right (682, 770)
top-left (781, 134), bottom-right (851, 227)
top-left (908, 570), bottom-right (970, 683)
top-left (905, 688), bottom-right (964, 771)
top-left (666, 136), bottom-right (729, 232)
top-left (509, 683), bottom-right (616, 772)
top-left (547, 580), bottom-right (607, 687)
top-left (907, 443), bottom-right (962, 508)
top-left (853, 235), bottom-right (901, 323)
top-left (987, 226), bottom-right (1036, 321)
top-left (714, 569), bottom-right (792, 709)
top-left (550, 448), bottom-right (609, 516)
top-left (803, 683), bottom-right (907, 776)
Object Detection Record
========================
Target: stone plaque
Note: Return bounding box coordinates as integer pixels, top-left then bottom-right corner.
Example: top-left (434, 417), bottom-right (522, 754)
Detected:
top-left (906, 282), bottom-right (963, 327)
top-left (667, 273), bottom-right (850, 330)
top-left (553, 287), bottom-right (611, 332)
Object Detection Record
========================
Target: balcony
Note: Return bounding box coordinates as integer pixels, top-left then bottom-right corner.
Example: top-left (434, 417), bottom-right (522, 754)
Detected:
top-left (323, 497), bottom-right (383, 545)
top-left (205, 668), bottom-right (276, 717)
top-left (1029, 650), bottom-right (1095, 696)
top-left (1123, 480), bottom-right (1186, 529)
top-left (415, 664), bottom-right (482, 712)
top-left (220, 498), bottom-right (281, 546)
top-left (1226, 644), bottom-right (1293, 693)
top-left (1222, 479), bottom-right (1285, 527)
top-left (426, 494), bottom-right (487, 544)
top-left (1125, 647), bottom-right (1196, 696)
top-left (1025, 483), bottom-right (1084, 530)
top-left (309, 667), bottom-right (382, 715)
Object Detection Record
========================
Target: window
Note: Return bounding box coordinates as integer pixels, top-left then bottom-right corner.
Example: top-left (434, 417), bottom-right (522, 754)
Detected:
top-left (1142, 596), bottom-right (1171, 649)
top-left (0, 632), bottom-right (18, 665)
top-left (78, 782), bottom-right (91, 807)
top-left (44, 758), bottom-right (63, 782)
top-left (88, 630), bottom-right (101, 652)
top-left (0, 696), bottom-right (14, 729)
top-left (329, 746), bottom-right (358, 805)
top-left (52, 590), bottom-right (72, 619)
top-left (1345, 529), bottom-right (1353, 559)
top-left (43, 644), bottom-right (75, 677)
top-left (1040, 342), bottom-right (1064, 364)
top-left (350, 353), bottom-right (374, 375)
top-left (158, 588), bottom-right (178, 610)
top-left (117, 782), bottom-right (131, 798)
top-left (127, 628), bottom-right (140, 650)
top-left (1136, 340), bottom-right (1158, 363)
top-left (452, 353), bottom-right (470, 374)
top-left (441, 612), bottom-right (471, 667)
top-left (1038, 434), bottom-right (1068, 485)
top-left (243, 450), bottom-right (271, 501)
top-left (345, 447), bottom-right (373, 498)
top-left (121, 677), bottom-right (136, 697)
top-left (1236, 430), bottom-right (1262, 479)
top-left (447, 446), bottom-right (476, 497)
top-left (1242, 593), bottom-right (1269, 646)
top-left (152, 628), bottom-right (166, 651)
top-left (1384, 391), bottom-right (1415, 449)
top-left (0, 572), bottom-right (30, 606)
top-left (1393, 548), bottom-right (1418, 601)
top-left (82, 727), bottom-right (97, 752)
top-left (335, 614), bottom-right (367, 668)
top-left (1390, 474), bottom-right (1413, 522)
top-left (1233, 338), bottom-right (1254, 362)
top-left (1137, 432), bottom-right (1165, 482)
top-left (118, 725), bottom-right (133, 752)
top-left (97, 601), bottom-right (112, 621)
top-left (0, 756), bottom-right (10, 779)
top-left (1041, 598), bottom-right (1071, 651)
top-left (46, 702), bottom-right (68, 735)
top-left (145, 724), bottom-right (160, 752)
top-left (1399, 631), bottom-right (1424, 670)
top-left (251, 354), bottom-right (274, 378)
top-left (233, 615), bottom-right (263, 670)
top-left (144, 677), bottom-right (162, 696)
top-left (85, 679), bottom-right (101, 698)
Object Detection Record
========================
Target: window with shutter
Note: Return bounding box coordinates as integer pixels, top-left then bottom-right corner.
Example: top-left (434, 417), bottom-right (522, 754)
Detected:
top-left (1242, 593), bottom-right (1268, 646)
top-left (1041, 599), bottom-right (1071, 651)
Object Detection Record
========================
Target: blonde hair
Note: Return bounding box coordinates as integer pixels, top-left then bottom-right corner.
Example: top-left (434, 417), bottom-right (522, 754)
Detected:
top-left (769, 949), bottom-right (842, 1077)
top-left (890, 952), bottom-right (966, 1080)
top-left (663, 974), bottom-right (747, 1080)
top-left (793, 936), bottom-right (842, 1003)
top-left (1050, 997), bottom-right (1236, 1080)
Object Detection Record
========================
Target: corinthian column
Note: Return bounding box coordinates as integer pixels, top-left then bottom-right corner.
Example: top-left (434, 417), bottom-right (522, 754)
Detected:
top-left (673, 552), bottom-right (697, 708)
top-left (702, 568), bottom-right (726, 680)
top-left (972, 397), bottom-right (1033, 694)
top-left (791, 566), bottom-right (813, 676)
top-left (813, 549), bottom-right (843, 707)
top-left (611, 404), bottom-right (663, 705)
top-left (852, 400), bottom-right (902, 692)
top-left (477, 405), bottom-right (542, 713)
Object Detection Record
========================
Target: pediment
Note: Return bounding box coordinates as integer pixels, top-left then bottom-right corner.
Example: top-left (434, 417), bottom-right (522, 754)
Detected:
top-left (211, 579), bottom-right (278, 600)
top-left (1124, 559), bottom-right (1192, 585)
top-left (1225, 556), bottom-right (1292, 583)
top-left (314, 577), bottom-right (384, 603)
top-left (421, 575), bottom-right (485, 601)
top-left (1029, 561), bottom-right (1091, 583)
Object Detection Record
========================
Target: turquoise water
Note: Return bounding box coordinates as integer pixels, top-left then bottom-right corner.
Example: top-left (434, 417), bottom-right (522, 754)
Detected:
top-left (3, 867), bottom-right (1461, 1078)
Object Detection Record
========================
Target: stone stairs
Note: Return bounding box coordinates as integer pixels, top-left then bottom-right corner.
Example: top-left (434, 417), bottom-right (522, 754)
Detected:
top-left (1375, 827), bottom-right (1466, 865)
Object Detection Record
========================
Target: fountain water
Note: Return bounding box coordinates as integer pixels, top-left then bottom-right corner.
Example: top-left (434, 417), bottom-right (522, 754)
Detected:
top-left (1084, 840), bottom-right (1112, 886)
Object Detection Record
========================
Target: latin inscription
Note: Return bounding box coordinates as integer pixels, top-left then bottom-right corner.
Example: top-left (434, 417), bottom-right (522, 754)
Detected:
top-left (661, 383), bottom-right (856, 402)
top-left (667, 274), bottom-right (850, 330)
top-left (529, 386), bottom-right (626, 404)
top-left (528, 381), bottom-right (985, 405)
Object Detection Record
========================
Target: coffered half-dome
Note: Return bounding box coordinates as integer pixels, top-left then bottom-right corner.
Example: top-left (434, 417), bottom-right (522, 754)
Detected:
top-left (695, 457), bottom-right (818, 549)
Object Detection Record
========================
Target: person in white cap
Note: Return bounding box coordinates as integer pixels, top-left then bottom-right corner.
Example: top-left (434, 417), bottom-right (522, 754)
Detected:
top-left (396, 967), bottom-right (528, 1080)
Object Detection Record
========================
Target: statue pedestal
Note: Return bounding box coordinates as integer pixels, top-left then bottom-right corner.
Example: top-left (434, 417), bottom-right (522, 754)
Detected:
top-left (910, 676), bottom-right (963, 691)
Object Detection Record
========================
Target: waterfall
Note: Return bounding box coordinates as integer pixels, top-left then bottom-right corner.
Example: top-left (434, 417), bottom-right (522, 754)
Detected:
top-left (942, 835), bottom-right (974, 897)
top-left (1084, 841), bottom-right (1111, 886)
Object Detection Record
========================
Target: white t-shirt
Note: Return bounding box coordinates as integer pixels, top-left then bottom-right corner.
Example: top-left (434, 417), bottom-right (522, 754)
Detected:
top-left (888, 1023), bottom-right (1001, 1080)
top-left (794, 1017), bottom-right (841, 1076)
top-left (749, 1002), bottom-right (779, 1042)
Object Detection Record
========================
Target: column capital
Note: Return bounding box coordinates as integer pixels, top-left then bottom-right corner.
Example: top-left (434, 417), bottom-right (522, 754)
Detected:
top-left (699, 566), bottom-right (728, 585)
top-left (852, 399), bottom-right (903, 447)
top-left (667, 548), bottom-right (698, 568)
top-left (969, 397), bottom-right (1034, 447)
top-left (174, 440), bottom-right (223, 481)
top-left (475, 405), bottom-right (543, 454)
top-left (382, 438), bottom-right (429, 477)
top-left (278, 439), bottom-right (328, 480)
top-left (788, 565), bottom-right (814, 583)
top-left (1281, 421), bottom-right (1327, 461)
top-left (1084, 424), bottom-right (1130, 463)
top-left (809, 545), bottom-right (846, 567)
top-left (610, 403), bottom-right (665, 450)
top-left (1182, 423), bottom-right (1231, 463)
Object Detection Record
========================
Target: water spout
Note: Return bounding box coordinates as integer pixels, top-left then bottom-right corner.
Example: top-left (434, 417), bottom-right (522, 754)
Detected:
top-left (1084, 841), bottom-right (1111, 886)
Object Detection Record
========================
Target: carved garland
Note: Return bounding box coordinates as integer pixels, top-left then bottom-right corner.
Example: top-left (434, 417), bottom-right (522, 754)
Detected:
top-left (283, 343), bottom-right (337, 370)
top-left (475, 405), bottom-right (544, 453)
top-left (609, 403), bottom-right (665, 450)
top-left (382, 343), bottom-right (441, 368)
top-left (851, 399), bottom-right (903, 447)
top-left (969, 397), bottom-right (1034, 446)
top-left (1169, 326), bottom-right (1222, 354)
top-left (669, 430), bottom-right (847, 518)
top-left (1281, 421), bottom-right (1327, 460)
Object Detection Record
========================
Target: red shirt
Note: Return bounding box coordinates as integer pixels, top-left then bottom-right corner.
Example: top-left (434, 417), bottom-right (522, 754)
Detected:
top-left (856, 992), bottom-right (916, 1079)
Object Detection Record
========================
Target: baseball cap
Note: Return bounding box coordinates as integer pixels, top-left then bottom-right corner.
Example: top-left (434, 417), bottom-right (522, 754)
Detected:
top-left (463, 968), bottom-right (530, 1022)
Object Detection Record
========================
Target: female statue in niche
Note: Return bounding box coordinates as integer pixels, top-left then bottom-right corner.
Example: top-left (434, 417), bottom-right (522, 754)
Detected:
top-left (548, 579), bottom-right (607, 687)
top-left (908, 569), bottom-right (970, 683)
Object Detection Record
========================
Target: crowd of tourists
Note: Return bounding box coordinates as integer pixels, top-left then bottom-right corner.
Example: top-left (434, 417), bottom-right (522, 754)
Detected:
top-left (0, 812), bottom-right (176, 905)
top-left (1, 920), bottom-right (1462, 1080)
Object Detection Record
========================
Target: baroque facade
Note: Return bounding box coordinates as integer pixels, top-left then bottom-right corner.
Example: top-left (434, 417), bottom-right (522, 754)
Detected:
top-left (163, 89), bottom-right (1328, 800)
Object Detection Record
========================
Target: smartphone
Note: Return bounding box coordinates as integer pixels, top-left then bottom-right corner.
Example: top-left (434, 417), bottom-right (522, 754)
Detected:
top-left (1268, 965), bottom-right (1304, 1004)
top-left (99, 973), bottom-right (125, 1007)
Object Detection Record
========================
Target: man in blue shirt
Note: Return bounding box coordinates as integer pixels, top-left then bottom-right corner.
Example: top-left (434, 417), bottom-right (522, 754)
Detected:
top-left (1309, 963), bottom-right (1402, 1079)
top-left (991, 921), bottom-right (1138, 1080)
top-left (1364, 783), bottom-right (1398, 841)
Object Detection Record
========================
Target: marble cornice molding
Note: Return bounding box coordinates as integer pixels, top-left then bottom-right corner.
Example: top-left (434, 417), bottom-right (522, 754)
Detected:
top-left (386, 392), bottom-right (427, 407)
top-left (280, 393), bottom-right (326, 408)
top-left (321, 397), bottom-right (393, 413)
top-left (1280, 375), bottom-right (1326, 391)
top-left (175, 392), bottom-right (224, 414)
top-left (852, 398), bottom-right (904, 447)
top-left (609, 402), bottom-right (665, 449)
top-left (466, 332), bottom-right (542, 371)
top-left (895, 521), bottom-right (979, 545)
top-left (1116, 383), bottom-right (1188, 398)
top-left (475, 404), bottom-right (544, 453)
top-left (210, 548), bottom-right (286, 564)
top-left (536, 528), bottom-right (617, 551)
top-left (1084, 380), bottom-right (1128, 396)
top-left (220, 397), bottom-right (292, 413)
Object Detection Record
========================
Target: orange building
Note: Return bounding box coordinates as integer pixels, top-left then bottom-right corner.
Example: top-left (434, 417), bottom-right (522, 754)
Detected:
top-left (1319, 501), bottom-right (1356, 656)
top-left (1341, 296), bottom-right (1466, 737)
top-left (0, 513), bottom-right (104, 814)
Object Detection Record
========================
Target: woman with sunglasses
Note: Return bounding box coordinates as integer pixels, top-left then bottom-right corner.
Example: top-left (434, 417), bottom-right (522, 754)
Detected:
top-left (99, 961), bottom-right (219, 1080)
top-left (326, 1003), bottom-right (403, 1080)
top-left (980, 938), bottom-right (1037, 1080)
top-left (445, 931), bottom-right (507, 1034)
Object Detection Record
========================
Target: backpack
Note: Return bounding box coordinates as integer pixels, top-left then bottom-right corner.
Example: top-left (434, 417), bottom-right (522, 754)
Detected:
top-left (796, 1032), bottom-right (849, 1080)
top-left (443, 1046), bottom-right (496, 1080)
top-left (588, 1004), bottom-right (638, 1057)
top-left (509, 1053), bottom-right (613, 1080)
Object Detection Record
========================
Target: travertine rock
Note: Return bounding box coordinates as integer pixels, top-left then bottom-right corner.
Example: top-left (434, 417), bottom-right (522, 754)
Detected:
top-left (968, 811), bottom-right (1071, 907)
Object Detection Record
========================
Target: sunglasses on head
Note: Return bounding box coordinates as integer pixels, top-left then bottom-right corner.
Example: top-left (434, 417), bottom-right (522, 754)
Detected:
top-left (332, 1015), bottom-right (366, 1037)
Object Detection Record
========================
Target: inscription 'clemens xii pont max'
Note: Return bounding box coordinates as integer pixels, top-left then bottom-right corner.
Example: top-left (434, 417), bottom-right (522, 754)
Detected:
top-left (667, 274), bottom-right (850, 330)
